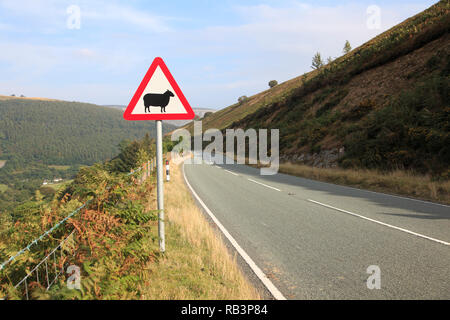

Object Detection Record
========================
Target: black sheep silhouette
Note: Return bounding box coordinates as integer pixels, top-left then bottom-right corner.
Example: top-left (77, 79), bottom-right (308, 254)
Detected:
top-left (143, 89), bottom-right (174, 113)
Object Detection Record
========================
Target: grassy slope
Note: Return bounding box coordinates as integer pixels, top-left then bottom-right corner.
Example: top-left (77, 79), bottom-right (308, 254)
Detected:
top-left (0, 95), bottom-right (59, 101)
top-left (185, 2), bottom-right (449, 134)
top-left (47, 180), bottom-right (73, 191)
top-left (183, 1), bottom-right (449, 173)
top-left (181, 2), bottom-right (450, 202)
top-left (140, 161), bottom-right (260, 299)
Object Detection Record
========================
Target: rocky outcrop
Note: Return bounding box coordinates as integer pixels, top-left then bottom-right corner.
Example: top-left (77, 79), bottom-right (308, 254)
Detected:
top-left (281, 147), bottom-right (345, 168)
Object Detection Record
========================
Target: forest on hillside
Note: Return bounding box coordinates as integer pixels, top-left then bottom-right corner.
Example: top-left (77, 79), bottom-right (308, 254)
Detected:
top-left (0, 99), bottom-right (175, 167)
top-left (0, 98), bottom-right (175, 213)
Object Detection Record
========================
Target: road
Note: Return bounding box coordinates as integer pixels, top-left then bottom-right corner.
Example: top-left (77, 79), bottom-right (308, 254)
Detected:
top-left (183, 156), bottom-right (450, 299)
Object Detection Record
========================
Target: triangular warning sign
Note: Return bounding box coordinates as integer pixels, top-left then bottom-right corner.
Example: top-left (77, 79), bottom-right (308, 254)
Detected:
top-left (123, 57), bottom-right (195, 120)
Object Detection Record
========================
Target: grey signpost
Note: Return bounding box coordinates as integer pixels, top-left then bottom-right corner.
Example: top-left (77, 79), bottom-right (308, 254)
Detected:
top-left (123, 57), bottom-right (195, 254)
top-left (156, 120), bottom-right (165, 253)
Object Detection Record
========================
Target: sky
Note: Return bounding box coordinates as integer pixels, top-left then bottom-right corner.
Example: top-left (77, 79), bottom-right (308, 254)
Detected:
top-left (0, 0), bottom-right (438, 109)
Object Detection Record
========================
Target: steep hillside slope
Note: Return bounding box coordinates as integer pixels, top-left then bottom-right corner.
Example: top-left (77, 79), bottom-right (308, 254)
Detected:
top-left (185, 1), bottom-right (450, 175)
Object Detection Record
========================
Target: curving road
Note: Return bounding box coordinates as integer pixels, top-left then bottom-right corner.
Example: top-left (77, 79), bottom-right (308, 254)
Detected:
top-left (183, 156), bottom-right (450, 299)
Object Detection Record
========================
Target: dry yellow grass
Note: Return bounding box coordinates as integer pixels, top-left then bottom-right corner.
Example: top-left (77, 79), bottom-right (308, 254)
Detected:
top-left (139, 161), bottom-right (260, 300)
top-left (224, 151), bottom-right (449, 205)
top-left (0, 95), bottom-right (58, 101)
top-left (279, 162), bottom-right (450, 205)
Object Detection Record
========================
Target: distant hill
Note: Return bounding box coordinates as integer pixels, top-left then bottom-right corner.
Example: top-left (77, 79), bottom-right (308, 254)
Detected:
top-left (102, 105), bottom-right (217, 127)
top-left (184, 1), bottom-right (449, 175)
top-left (0, 98), bottom-right (176, 166)
top-left (103, 104), bottom-right (126, 111)
top-left (0, 94), bottom-right (59, 101)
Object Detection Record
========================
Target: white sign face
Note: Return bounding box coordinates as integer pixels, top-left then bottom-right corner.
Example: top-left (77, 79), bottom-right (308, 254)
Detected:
top-left (123, 57), bottom-right (195, 121)
top-left (131, 66), bottom-right (188, 115)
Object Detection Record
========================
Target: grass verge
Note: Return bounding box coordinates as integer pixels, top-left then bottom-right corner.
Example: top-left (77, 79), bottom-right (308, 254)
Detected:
top-left (139, 161), bottom-right (260, 299)
top-left (48, 165), bottom-right (71, 170)
top-left (279, 162), bottom-right (450, 205)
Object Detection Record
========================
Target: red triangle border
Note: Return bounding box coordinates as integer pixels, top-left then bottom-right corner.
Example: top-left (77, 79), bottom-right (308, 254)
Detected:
top-left (123, 57), bottom-right (195, 121)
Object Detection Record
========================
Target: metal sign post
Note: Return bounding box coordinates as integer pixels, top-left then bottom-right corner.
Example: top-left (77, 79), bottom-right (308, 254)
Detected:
top-left (156, 120), bottom-right (165, 253)
top-left (123, 57), bottom-right (195, 254)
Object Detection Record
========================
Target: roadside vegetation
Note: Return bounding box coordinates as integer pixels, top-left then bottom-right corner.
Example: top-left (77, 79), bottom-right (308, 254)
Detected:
top-left (0, 136), bottom-right (258, 299)
top-left (279, 163), bottom-right (450, 205)
top-left (140, 159), bottom-right (259, 299)
top-left (0, 97), bottom-right (176, 215)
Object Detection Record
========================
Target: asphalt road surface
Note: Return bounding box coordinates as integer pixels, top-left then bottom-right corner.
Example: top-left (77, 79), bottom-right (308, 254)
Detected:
top-left (183, 156), bottom-right (450, 299)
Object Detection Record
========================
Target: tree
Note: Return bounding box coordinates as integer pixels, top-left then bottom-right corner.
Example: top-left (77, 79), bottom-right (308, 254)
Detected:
top-left (238, 96), bottom-right (248, 104)
top-left (268, 80), bottom-right (278, 88)
top-left (343, 40), bottom-right (352, 54)
top-left (327, 56), bottom-right (333, 64)
top-left (311, 52), bottom-right (324, 69)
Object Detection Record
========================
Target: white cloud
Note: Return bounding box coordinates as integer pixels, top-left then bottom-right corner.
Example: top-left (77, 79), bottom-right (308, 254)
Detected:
top-left (82, 4), bottom-right (171, 33)
top-left (0, 0), bottom-right (436, 107)
top-left (0, 0), bottom-right (171, 33)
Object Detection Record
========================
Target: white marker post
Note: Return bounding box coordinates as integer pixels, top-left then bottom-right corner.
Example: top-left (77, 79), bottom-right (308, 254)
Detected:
top-left (166, 159), bottom-right (170, 182)
top-left (156, 120), bottom-right (165, 253)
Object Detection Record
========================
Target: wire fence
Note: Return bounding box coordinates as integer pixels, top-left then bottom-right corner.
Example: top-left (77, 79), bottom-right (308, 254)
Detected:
top-left (13, 230), bottom-right (76, 300)
top-left (1, 160), bottom-right (155, 300)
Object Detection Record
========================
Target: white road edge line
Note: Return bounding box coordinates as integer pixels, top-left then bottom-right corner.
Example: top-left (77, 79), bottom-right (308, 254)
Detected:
top-left (224, 169), bottom-right (239, 176)
top-left (248, 178), bottom-right (281, 192)
top-left (183, 162), bottom-right (287, 300)
top-left (307, 199), bottom-right (450, 246)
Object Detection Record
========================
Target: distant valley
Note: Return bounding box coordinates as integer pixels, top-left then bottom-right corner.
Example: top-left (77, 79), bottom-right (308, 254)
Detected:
top-left (103, 105), bottom-right (217, 127)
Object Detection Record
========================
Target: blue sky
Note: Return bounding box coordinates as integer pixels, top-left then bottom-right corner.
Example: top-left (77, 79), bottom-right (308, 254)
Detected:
top-left (0, 0), bottom-right (437, 109)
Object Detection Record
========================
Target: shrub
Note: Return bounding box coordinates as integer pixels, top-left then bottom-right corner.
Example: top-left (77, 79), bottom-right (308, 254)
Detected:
top-left (268, 80), bottom-right (278, 88)
top-left (341, 99), bottom-right (376, 121)
top-left (315, 89), bottom-right (349, 117)
top-left (39, 186), bottom-right (56, 199)
top-left (238, 96), bottom-right (248, 104)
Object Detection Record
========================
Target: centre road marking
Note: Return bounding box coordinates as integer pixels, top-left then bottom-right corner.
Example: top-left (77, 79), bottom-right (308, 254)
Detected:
top-left (308, 199), bottom-right (450, 246)
top-left (248, 178), bottom-right (281, 192)
top-left (183, 163), bottom-right (286, 300)
top-left (224, 169), bottom-right (239, 176)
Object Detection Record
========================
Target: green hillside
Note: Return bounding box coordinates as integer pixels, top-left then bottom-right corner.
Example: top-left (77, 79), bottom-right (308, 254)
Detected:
top-left (0, 98), bottom-right (175, 166)
top-left (185, 1), bottom-right (449, 176)
top-left (0, 97), bottom-right (175, 212)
